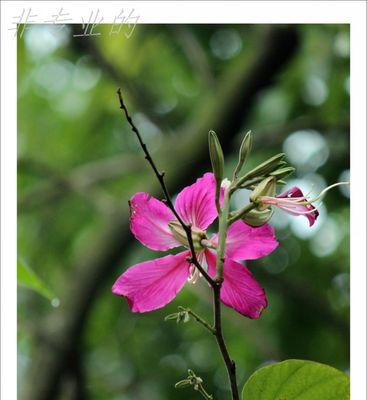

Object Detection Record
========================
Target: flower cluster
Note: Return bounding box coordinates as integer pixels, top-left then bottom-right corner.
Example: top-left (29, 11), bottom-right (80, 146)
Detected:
top-left (112, 129), bottom-right (346, 320)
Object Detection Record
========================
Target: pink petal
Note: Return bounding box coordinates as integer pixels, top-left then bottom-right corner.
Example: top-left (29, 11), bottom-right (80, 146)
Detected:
top-left (277, 186), bottom-right (304, 199)
top-left (211, 220), bottom-right (278, 261)
top-left (174, 173), bottom-right (219, 230)
top-left (130, 192), bottom-right (180, 251)
top-left (205, 250), bottom-right (267, 319)
top-left (112, 251), bottom-right (190, 312)
top-left (277, 187), bottom-right (319, 226)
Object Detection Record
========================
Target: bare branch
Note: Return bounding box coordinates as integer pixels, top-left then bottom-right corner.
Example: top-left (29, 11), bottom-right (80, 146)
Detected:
top-left (117, 88), bottom-right (214, 285)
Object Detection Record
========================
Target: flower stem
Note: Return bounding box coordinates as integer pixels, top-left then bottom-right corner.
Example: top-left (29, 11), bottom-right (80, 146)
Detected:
top-left (228, 202), bottom-right (256, 224)
top-left (198, 386), bottom-right (214, 400)
top-left (213, 185), bottom-right (240, 400)
top-left (215, 188), bottom-right (231, 281)
top-left (213, 283), bottom-right (240, 400)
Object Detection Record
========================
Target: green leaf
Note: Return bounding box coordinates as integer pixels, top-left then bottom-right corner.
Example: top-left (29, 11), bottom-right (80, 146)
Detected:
top-left (17, 258), bottom-right (55, 301)
top-left (242, 359), bottom-right (349, 400)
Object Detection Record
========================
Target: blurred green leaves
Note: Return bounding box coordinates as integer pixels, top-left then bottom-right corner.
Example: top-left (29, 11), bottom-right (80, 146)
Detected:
top-left (242, 359), bottom-right (349, 400)
top-left (17, 258), bottom-right (55, 301)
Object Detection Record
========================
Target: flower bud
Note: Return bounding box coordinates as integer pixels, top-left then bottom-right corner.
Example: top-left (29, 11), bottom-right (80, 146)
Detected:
top-left (177, 310), bottom-right (190, 323)
top-left (175, 380), bottom-right (191, 389)
top-left (250, 176), bottom-right (276, 210)
top-left (245, 153), bottom-right (286, 179)
top-left (208, 130), bottom-right (224, 185)
top-left (242, 208), bottom-right (274, 227)
top-left (234, 130), bottom-right (253, 177)
top-left (270, 166), bottom-right (295, 180)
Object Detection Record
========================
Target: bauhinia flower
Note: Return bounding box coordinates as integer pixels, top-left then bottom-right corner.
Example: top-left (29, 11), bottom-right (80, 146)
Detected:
top-left (259, 186), bottom-right (320, 226)
top-left (255, 182), bottom-right (348, 227)
top-left (112, 173), bottom-right (278, 318)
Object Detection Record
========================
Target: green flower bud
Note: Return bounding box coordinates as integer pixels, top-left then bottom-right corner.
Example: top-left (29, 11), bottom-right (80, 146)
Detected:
top-left (208, 130), bottom-right (224, 184)
top-left (175, 380), bottom-right (191, 389)
top-left (242, 208), bottom-right (274, 227)
top-left (270, 166), bottom-right (295, 180)
top-left (234, 130), bottom-right (253, 178)
top-left (164, 313), bottom-right (179, 321)
top-left (277, 160), bottom-right (288, 168)
top-left (177, 310), bottom-right (190, 323)
top-left (250, 176), bottom-right (276, 210)
top-left (245, 153), bottom-right (286, 179)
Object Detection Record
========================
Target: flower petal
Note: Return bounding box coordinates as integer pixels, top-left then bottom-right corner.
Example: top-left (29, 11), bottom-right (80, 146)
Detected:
top-left (277, 186), bottom-right (304, 199)
top-left (112, 251), bottom-right (190, 312)
top-left (211, 220), bottom-right (278, 261)
top-left (277, 187), bottom-right (319, 226)
top-left (174, 173), bottom-right (218, 229)
top-left (205, 249), bottom-right (267, 318)
top-left (130, 192), bottom-right (180, 251)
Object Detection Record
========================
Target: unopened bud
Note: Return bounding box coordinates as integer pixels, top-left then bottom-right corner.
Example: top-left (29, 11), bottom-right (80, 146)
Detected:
top-left (175, 380), bottom-right (191, 389)
top-left (177, 310), bottom-right (190, 323)
top-left (246, 153), bottom-right (286, 179)
top-left (234, 130), bottom-right (253, 177)
top-left (242, 208), bottom-right (274, 227)
top-left (164, 313), bottom-right (179, 321)
top-left (270, 166), bottom-right (295, 180)
top-left (208, 130), bottom-right (224, 185)
top-left (250, 176), bottom-right (276, 209)
top-left (277, 161), bottom-right (288, 168)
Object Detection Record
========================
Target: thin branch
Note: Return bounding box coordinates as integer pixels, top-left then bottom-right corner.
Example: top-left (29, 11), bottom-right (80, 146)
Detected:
top-left (178, 307), bottom-right (216, 334)
top-left (117, 88), bottom-right (214, 286)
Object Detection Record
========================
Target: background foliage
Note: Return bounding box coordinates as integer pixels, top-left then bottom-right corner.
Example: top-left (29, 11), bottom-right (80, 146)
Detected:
top-left (18, 24), bottom-right (349, 400)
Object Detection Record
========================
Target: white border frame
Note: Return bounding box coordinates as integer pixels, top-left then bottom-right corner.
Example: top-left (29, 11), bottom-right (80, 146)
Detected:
top-left (1, 1), bottom-right (366, 399)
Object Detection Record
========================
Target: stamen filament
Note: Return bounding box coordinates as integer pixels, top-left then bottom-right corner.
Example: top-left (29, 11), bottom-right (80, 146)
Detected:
top-left (280, 202), bottom-right (323, 215)
top-left (307, 182), bottom-right (349, 203)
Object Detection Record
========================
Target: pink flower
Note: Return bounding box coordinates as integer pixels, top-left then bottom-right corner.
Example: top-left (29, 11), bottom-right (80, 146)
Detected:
top-left (112, 173), bottom-right (278, 318)
top-left (259, 186), bottom-right (319, 227)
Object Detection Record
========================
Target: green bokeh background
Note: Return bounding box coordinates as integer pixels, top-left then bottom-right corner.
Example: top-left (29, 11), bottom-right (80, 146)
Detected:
top-left (18, 24), bottom-right (349, 400)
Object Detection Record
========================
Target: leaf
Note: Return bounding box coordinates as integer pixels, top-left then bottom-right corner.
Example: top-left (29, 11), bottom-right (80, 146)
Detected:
top-left (17, 258), bottom-right (55, 301)
top-left (242, 359), bottom-right (349, 400)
